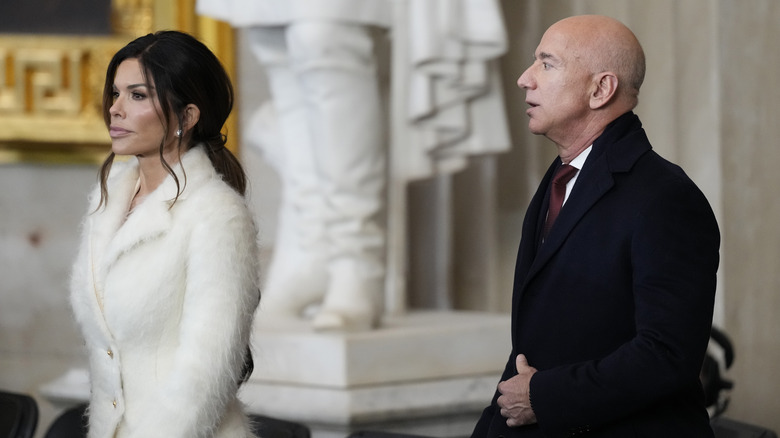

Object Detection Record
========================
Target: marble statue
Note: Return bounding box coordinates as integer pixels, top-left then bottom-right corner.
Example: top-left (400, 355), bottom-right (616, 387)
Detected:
top-left (196, 0), bottom-right (510, 332)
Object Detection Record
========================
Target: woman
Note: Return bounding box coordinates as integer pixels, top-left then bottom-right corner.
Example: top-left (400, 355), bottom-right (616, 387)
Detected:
top-left (70, 31), bottom-right (260, 437)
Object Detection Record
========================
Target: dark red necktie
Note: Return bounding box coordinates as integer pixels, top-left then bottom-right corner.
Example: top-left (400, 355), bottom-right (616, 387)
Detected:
top-left (543, 164), bottom-right (578, 238)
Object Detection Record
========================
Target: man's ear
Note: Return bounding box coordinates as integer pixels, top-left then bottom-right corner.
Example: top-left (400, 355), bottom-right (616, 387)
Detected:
top-left (590, 72), bottom-right (618, 109)
top-left (181, 103), bottom-right (201, 135)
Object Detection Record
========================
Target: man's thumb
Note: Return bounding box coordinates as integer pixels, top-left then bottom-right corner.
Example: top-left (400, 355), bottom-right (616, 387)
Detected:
top-left (516, 353), bottom-right (529, 368)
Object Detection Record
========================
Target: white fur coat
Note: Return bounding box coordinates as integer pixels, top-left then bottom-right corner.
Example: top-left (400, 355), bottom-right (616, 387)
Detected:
top-left (70, 146), bottom-right (260, 438)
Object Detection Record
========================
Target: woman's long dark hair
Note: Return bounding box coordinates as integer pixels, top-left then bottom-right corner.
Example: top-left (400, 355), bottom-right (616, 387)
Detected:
top-left (97, 30), bottom-right (247, 208)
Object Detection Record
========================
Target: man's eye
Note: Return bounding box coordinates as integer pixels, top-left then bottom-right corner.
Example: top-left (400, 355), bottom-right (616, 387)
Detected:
top-left (542, 62), bottom-right (550, 70)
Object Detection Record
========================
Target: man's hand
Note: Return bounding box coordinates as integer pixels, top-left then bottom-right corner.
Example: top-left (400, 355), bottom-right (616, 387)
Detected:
top-left (497, 354), bottom-right (538, 427)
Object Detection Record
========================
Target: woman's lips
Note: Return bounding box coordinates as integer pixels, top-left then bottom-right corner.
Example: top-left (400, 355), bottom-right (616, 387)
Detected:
top-left (109, 126), bottom-right (131, 137)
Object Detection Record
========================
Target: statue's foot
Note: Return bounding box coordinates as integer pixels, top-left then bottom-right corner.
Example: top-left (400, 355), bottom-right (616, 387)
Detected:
top-left (260, 249), bottom-right (328, 320)
top-left (311, 309), bottom-right (375, 332)
top-left (311, 258), bottom-right (383, 332)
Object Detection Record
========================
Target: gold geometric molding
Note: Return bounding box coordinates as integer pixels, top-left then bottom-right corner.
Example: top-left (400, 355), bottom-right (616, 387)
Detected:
top-left (0, 0), bottom-right (235, 164)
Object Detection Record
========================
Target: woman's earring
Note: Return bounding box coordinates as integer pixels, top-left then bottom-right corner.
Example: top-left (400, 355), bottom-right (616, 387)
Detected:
top-left (176, 129), bottom-right (182, 137)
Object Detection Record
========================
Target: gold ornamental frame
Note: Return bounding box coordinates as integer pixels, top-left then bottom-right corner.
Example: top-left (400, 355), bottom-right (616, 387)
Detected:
top-left (0, 0), bottom-right (236, 164)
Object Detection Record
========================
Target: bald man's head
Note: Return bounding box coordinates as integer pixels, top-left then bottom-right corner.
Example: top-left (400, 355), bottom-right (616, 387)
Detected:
top-left (548, 15), bottom-right (645, 106)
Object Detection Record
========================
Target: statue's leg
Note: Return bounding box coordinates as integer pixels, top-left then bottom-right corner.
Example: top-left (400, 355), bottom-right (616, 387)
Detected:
top-left (286, 21), bottom-right (386, 331)
top-left (247, 26), bottom-right (329, 319)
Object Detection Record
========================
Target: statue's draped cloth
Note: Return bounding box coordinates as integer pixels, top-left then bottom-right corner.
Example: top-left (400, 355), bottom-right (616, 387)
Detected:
top-left (196, 0), bottom-right (511, 181)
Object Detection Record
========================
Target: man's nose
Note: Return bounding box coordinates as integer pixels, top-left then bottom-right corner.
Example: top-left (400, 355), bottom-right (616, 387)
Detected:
top-left (517, 66), bottom-right (533, 89)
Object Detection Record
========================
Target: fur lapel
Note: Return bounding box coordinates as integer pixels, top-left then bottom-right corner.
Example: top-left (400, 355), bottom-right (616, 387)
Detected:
top-left (93, 146), bottom-right (216, 274)
top-left (88, 160), bottom-right (139, 281)
top-left (102, 185), bottom-right (174, 270)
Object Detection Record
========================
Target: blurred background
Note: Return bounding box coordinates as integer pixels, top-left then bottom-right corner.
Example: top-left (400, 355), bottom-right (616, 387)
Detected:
top-left (1, 0), bottom-right (779, 436)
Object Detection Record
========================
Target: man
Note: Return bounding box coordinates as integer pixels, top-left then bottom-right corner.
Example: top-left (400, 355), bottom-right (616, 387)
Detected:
top-left (472, 15), bottom-right (720, 437)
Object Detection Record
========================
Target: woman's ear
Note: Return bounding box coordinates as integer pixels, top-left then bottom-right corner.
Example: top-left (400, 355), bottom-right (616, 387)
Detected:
top-left (181, 103), bottom-right (201, 135)
top-left (589, 72), bottom-right (618, 109)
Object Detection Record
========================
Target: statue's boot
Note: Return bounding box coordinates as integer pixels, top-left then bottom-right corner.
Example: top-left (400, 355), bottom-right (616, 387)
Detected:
top-left (285, 22), bottom-right (387, 331)
top-left (247, 29), bottom-right (330, 320)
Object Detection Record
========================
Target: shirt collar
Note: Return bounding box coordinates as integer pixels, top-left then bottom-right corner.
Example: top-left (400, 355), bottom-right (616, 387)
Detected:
top-left (566, 145), bottom-right (593, 170)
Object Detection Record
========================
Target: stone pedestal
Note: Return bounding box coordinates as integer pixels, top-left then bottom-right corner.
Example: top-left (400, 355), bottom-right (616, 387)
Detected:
top-left (241, 310), bottom-right (510, 427)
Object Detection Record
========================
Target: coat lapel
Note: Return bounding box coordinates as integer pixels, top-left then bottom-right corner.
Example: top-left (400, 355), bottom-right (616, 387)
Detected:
top-left (76, 160), bottom-right (139, 338)
top-left (516, 112), bottom-right (650, 295)
top-left (102, 190), bottom-right (173, 269)
top-left (88, 161), bottom-right (140, 277)
top-left (527, 155), bottom-right (614, 280)
top-left (98, 146), bottom-right (214, 271)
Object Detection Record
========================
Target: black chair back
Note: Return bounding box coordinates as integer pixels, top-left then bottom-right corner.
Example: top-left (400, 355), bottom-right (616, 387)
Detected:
top-left (250, 414), bottom-right (311, 438)
top-left (347, 432), bottom-right (434, 438)
top-left (43, 404), bottom-right (88, 438)
top-left (0, 391), bottom-right (38, 438)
